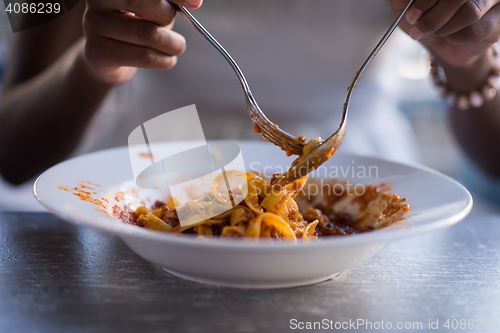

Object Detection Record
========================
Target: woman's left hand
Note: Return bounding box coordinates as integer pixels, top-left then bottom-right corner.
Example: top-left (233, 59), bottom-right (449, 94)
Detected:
top-left (390, 0), bottom-right (500, 67)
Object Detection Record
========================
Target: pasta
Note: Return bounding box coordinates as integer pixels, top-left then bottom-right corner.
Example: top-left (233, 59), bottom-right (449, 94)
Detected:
top-left (129, 169), bottom-right (411, 240)
top-left (127, 131), bottom-right (410, 240)
top-left (133, 170), bottom-right (312, 240)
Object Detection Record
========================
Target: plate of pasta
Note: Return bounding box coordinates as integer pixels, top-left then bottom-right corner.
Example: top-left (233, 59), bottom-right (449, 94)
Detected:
top-left (34, 141), bottom-right (472, 288)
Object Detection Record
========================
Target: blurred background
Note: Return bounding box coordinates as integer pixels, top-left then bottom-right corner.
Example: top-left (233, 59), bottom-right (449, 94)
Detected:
top-left (0, 4), bottom-right (461, 178)
top-left (389, 31), bottom-right (461, 178)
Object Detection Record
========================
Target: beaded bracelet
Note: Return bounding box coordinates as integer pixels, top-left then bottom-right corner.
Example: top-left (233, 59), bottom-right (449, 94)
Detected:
top-left (429, 49), bottom-right (500, 111)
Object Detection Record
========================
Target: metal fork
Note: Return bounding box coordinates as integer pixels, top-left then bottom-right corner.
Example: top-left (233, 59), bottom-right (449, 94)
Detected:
top-left (174, 0), bottom-right (414, 184)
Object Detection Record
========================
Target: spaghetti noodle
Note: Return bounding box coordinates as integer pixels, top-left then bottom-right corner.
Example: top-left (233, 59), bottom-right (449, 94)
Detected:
top-left (129, 170), bottom-right (411, 240)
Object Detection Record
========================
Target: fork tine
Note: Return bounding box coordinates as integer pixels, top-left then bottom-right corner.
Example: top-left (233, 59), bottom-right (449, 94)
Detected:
top-left (175, 5), bottom-right (305, 156)
top-left (271, 0), bottom-right (415, 185)
top-left (252, 112), bottom-right (304, 155)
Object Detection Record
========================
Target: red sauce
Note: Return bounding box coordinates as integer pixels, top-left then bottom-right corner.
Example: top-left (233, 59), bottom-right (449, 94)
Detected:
top-left (82, 181), bottom-right (101, 187)
top-left (301, 207), bottom-right (357, 236)
top-left (139, 152), bottom-right (155, 160)
top-left (58, 185), bottom-right (107, 211)
top-left (352, 185), bottom-right (383, 210)
top-left (112, 205), bottom-right (136, 225)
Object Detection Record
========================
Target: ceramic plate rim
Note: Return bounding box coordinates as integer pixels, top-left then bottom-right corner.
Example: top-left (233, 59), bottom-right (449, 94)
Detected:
top-left (33, 141), bottom-right (473, 249)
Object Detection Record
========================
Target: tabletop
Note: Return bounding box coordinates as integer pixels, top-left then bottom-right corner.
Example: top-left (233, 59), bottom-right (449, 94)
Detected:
top-left (0, 208), bottom-right (499, 333)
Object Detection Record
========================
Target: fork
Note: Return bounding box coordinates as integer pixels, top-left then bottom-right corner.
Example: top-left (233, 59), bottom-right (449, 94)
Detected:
top-left (173, 0), bottom-right (414, 184)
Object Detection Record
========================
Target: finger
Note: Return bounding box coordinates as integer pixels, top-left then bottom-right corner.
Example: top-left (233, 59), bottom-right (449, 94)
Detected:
top-left (85, 38), bottom-right (178, 71)
top-left (94, 0), bottom-right (177, 26)
top-left (435, 0), bottom-right (499, 37)
top-left (444, 3), bottom-right (500, 44)
top-left (412, 0), bottom-right (467, 37)
top-left (405, 0), bottom-right (440, 25)
top-left (390, 0), bottom-right (448, 38)
top-left (169, 0), bottom-right (203, 10)
top-left (86, 11), bottom-right (186, 56)
top-left (389, 0), bottom-right (414, 34)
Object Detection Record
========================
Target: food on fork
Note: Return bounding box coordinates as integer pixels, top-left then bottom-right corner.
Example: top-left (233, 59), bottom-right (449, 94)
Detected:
top-left (118, 170), bottom-right (411, 240)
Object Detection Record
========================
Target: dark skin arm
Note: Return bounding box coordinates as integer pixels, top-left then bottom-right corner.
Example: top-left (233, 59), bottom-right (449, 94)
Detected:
top-left (391, 0), bottom-right (500, 176)
top-left (0, 2), bottom-right (105, 185)
top-left (0, 0), bottom-right (201, 185)
top-left (4, 0), bottom-right (498, 184)
top-left (445, 50), bottom-right (500, 177)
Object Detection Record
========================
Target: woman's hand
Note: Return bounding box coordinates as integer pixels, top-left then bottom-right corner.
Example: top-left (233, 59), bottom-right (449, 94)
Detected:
top-left (390, 0), bottom-right (500, 67)
top-left (390, 0), bottom-right (500, 177)
top-left (83, 0), bottom-right (202, 84)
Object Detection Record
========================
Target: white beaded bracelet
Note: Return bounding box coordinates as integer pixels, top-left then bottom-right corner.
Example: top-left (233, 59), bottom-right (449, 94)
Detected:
top-left (430, 50), bottom-right (500, 111)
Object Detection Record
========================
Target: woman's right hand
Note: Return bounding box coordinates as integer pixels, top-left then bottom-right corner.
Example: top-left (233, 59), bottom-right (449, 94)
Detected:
top-left (390, 0), bottom-right (500, 67)
top-left (83, 0), bottom-right (202, 85)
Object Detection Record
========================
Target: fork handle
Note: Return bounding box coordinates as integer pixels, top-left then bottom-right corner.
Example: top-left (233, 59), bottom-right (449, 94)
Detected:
top-left (339, 0), bottom-right (414, 126)
top-left (171, 4), bottom-right (252, 98)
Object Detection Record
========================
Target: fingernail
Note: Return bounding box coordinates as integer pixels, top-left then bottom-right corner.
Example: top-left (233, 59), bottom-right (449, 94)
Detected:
top-left (186, 0), bottom-right (202, 8)
top-left (406, 8), bottom-right (422, 25)
top-left (410, 27), bottom-right (425, 40)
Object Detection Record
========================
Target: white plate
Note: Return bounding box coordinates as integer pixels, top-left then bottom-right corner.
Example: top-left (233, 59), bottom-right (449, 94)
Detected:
top-left (34, 141), bottom-right (472, 289)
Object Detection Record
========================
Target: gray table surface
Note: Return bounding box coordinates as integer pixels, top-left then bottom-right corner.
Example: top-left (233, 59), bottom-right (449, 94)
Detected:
top-left (1, 207), bottom-right (499, 333)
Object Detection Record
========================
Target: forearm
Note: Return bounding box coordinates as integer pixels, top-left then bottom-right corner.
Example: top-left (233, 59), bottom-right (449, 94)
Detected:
top-left (439, 49), bottom-right (500, 177)
top-left (389, 0), bottom-right (500, 176)
top-left (0, 38), bottom-right (115, 184)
